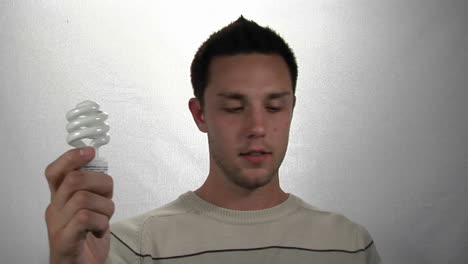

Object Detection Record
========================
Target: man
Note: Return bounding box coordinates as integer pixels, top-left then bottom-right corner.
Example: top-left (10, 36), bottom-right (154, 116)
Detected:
top-left (45, 16), bottom-right (381, 264)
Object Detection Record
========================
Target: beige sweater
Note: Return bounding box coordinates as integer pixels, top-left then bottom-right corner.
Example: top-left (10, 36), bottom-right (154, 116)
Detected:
top-left (106, 191), bottom-right (381, 264)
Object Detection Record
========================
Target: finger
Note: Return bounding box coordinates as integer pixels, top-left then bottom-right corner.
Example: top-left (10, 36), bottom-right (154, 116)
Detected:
top-left (60, 209), bottom-right (110, 247)
top-left (53, 170), bottom-right (113, 209)
top-left (45, 147), bottom-right (95, 195)
top-left (60, 191), bottom-right (115, 228)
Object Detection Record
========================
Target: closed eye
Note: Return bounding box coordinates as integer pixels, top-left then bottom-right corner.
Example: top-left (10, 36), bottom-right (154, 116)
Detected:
top-left (266, 106), bottom-right (282, 112)
top-left (224, 107), bottom-right (243, 113)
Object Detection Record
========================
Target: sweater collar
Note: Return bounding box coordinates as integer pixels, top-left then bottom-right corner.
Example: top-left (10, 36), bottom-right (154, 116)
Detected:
top-left (179, 191), bottom-right (301, 224)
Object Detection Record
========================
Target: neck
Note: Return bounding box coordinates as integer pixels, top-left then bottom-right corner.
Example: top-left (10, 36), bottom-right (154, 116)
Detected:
top-left (194, 172), bottom-right (289, 211)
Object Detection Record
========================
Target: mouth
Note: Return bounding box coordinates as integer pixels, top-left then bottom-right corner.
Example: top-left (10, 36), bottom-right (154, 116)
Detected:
top-left (239, 150), bottom-right (272, 163)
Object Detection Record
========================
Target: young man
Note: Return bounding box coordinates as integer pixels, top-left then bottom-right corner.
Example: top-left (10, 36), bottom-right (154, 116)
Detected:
top-left (45, 16), bottom-right (381, 264)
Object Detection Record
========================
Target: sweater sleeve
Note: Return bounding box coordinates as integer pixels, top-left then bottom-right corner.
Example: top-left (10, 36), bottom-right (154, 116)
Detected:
top-left (355, 224), bottom-right (382, 264)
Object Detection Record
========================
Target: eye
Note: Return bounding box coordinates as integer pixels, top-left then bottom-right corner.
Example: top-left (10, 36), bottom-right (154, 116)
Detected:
top-left (266, 106), bottom-right (282, 112)
top-left (224, 107), bottom-right (243, 113)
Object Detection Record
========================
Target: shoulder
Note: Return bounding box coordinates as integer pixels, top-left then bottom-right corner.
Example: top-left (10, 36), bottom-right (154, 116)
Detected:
top-left (289, 195), bottom-right (375, 251)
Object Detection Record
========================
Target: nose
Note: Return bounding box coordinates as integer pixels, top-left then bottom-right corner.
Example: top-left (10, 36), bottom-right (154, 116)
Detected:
top-left (246, 108), bottom-right (266, 138)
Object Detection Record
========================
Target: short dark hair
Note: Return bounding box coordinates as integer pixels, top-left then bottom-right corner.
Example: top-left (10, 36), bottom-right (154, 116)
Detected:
top-left (190, 16), bottom-right (298, 105)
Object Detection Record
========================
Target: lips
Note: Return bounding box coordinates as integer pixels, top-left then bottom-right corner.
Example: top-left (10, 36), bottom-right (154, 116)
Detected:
top-left (240, 149), bottom-right (271, 155)
top-left (240, 149), bottom-right (272, 163)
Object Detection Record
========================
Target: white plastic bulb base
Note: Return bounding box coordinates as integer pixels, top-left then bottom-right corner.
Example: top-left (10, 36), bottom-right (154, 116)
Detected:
top-left (81, 157), bottom-right (108, 174)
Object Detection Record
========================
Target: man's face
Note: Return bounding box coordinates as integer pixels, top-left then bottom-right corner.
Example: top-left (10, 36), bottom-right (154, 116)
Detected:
top-left (192, 53), bottom-right (295, 190)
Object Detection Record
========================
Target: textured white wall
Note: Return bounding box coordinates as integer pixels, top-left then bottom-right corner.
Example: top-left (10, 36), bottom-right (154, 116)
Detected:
top-left (1, 1), bottom-right (466, 263)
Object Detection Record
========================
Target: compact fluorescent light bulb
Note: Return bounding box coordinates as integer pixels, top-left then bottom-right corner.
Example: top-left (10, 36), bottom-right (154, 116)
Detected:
top-left (66, 100), bottom-right (110, 173)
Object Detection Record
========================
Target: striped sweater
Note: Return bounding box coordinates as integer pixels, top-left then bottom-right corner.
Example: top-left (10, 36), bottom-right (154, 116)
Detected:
top-left (106, 191), bottom-right (381, 263)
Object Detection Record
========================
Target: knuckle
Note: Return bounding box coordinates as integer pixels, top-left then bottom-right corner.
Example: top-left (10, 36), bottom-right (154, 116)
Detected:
top-left (101, 218), bottom-right (110, 229)
top-left (107, 175), bottom-right (114, 189)
top-left (108, 200), bottom-right (115, 216)
top-left (73, 191), bottom-right (90, 208)
top-left (76, 209), bottom-right (92, 225)
top-left (45, 204), bottom-right (54, 221)
top-left (64, 171), bottom-right (83, 190)
top-left (104, 221), bottom-right (110, 231)
top-left (105, 175), bottom-right (114, 192)
top-left (64, 149), bottom-right (76, 162)
top-left (44, 163), bottom-right (56, 182)
top-left (99, 217), bottom-right (110, 233)
top-left (98, 174), bottom-right (114, 198)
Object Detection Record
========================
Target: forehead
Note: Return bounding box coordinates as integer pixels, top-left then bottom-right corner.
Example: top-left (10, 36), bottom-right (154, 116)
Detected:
top-left (205, 53), bottom-right (293, 98)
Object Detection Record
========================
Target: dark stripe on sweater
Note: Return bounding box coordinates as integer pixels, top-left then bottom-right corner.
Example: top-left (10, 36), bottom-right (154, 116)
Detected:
top-left (111, 232), bottom-right (375, 260)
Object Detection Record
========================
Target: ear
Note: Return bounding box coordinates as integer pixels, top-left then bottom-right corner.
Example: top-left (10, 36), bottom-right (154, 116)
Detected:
top-left (188, 98), bottom-right (207, 133)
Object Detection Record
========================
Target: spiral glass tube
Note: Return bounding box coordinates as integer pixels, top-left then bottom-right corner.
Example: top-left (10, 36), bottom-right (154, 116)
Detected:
top-left (66, 100), bottom-right (110, 173)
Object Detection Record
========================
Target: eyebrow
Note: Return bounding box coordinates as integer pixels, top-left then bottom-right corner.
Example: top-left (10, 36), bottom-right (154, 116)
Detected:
top-left (216, 92), bottom-right (292, 100)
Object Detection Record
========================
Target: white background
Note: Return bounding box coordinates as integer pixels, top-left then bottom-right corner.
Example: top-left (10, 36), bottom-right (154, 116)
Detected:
top-left (1, 1), bottom-right (467, 263)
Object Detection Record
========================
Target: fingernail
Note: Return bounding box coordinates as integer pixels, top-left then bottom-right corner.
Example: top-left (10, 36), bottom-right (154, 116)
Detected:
top-left (80, 147), bottom-right (94, 158)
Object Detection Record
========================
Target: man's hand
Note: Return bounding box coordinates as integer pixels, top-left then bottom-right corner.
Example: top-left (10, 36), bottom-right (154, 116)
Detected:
top-left (45, 147), bottom-right (114, 264)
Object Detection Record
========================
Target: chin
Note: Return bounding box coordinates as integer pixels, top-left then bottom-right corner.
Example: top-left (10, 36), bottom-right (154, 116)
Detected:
top-left (230, 170), bottom-right (276, 190)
